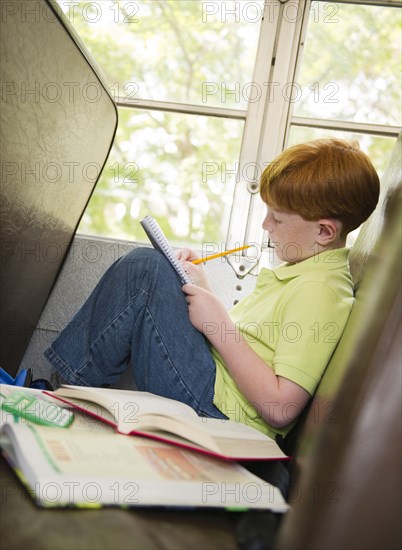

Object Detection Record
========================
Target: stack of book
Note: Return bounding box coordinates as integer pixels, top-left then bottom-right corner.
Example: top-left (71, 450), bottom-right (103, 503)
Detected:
top-left (0, 384), bottom-right (289, 512)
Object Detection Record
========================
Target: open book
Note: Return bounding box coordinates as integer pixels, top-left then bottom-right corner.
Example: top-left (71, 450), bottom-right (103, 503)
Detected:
top-left (47, 385), bottom-right (288, 461)
top-left (0, 421), bottom-right (288, 511)
top-left (0, 385), bottom-right (288, 511)
top-left (140, 215), bottom-right (192, 284)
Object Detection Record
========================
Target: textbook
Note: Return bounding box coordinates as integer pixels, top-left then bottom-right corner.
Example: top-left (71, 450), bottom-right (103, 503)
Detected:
top-left (140, 215), bottom-right (192, 284)
top-left (48, 385), bottom-right (288, 461)
top-left (0, 421), bottom-right (288, 511)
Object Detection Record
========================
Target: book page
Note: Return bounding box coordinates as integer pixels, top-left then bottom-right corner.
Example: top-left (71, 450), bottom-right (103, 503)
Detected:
top-left (51, 387), bottom-right (286, 459)
top-left (0, 384), bottom-right (113, 434)
top-left (20, 424), bottom-right (244, 481)
top-left (174, 416), bottom-right (270, 440)
top-left (137, 414), bottom-right (287, 460)
top-left (1, 422), bottom-right (289, 511)
top-left (54, 386), bottom-right (198, 429)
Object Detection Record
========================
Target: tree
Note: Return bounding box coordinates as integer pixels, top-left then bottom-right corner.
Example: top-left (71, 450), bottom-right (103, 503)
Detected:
top-left (57, 0), bottom-right (401, 244)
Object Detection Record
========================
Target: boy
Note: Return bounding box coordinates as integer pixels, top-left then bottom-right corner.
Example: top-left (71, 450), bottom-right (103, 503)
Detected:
top-left (45, 138), bottom-right (380, 440)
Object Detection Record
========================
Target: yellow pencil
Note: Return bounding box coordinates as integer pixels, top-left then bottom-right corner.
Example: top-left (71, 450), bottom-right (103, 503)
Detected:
top-left (192, 245), bottom-right (250, 265)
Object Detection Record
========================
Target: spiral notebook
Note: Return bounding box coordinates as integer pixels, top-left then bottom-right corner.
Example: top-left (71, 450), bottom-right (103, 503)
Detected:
top-left (140, 216), bottom-right (192, 284)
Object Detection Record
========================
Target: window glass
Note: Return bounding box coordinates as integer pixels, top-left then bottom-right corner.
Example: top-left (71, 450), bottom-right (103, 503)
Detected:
top-left (286, 125), bottom-right (397, 247)
top-left (78, 107), bottom-right (244, 246)
top-left (56, 0), bottom-right (264, 109)
top-left (287, 125), bottom-right (396, 177)
top-left (293, 2), bottom-right (401, 126)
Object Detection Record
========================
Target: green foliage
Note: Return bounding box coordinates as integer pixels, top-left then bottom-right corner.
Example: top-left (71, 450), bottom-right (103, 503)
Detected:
top-left (57, 0), bottom-right (401, 245)
top-left (287, 127), bottom-right (396, 176)
top-left (59, 0), bottom-right (260, 244)
top-left (295, 2), bottom-right (401, 126)
top-left (289, 2), bottom-right (401, 175)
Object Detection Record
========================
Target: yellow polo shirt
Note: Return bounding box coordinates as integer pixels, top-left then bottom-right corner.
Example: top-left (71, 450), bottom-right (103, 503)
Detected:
top-left (212, 248), bottom-right (354, 438)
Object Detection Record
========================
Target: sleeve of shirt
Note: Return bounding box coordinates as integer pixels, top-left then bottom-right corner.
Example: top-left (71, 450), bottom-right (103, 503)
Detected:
top-left (273, 280), bottom-right (353, 395)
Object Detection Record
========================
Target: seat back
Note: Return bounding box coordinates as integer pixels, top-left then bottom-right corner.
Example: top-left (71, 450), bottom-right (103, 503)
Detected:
top-left (0, 0), bottom-right (117, 375)
top-left (277, 133), bottom-right (402, 458)
top-left (276, 135), bottom-right (401, 549)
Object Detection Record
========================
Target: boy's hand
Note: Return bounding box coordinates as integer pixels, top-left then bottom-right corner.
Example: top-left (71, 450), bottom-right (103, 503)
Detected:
top-left (175, 247), bottom-right (199, 263)
top-left (176, 248), bottom-right (213, 291)
top-left (182, 284), bottom-right (229, 337)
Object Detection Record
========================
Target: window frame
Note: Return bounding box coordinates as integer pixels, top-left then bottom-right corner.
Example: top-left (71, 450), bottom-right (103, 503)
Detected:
top-left (71, 0), bottom-right (401, 275)
top-left (226, 0), bottom-right (402, 276)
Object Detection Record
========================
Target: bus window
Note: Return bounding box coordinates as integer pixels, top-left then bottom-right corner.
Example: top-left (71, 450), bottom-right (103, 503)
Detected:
top-left (56, 0), bottom-right (401, 256)
top-left (55, 0), bottom-right (264, 245)
top-left (288, 1), bottom-right (401, 176)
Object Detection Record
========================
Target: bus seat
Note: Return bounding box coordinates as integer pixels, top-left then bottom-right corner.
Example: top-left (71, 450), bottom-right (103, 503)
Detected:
top-left (274, 134), bottom-right (401, 550)
top-left (0, 0), bottom-right (117, 377)
top-left (349, 134), bottom-right (402, 289)
top-left (276, 132), bottom-right (402, 458)
top-left (233, 134), bottom-right (401, 549)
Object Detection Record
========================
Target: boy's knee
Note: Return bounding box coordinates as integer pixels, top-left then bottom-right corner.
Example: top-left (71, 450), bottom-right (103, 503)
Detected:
top-left (117, 247), bottom-right (184, 291)
top-left (124, 246), bottom-right (153, 260)
top-left (120, 247), bottom-right (165, 271)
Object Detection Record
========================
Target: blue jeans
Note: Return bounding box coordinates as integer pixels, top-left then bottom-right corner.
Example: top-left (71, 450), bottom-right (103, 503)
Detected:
top-left (44, 247), bottom-right (226, 419)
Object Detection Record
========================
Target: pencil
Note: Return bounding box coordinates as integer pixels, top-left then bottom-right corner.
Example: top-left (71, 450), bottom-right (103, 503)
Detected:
top-left (192, 245), bottom-right (250, 265)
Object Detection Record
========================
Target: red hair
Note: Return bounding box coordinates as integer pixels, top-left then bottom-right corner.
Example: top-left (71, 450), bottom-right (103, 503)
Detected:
top-left (259, 138), bottom-right (380, 235)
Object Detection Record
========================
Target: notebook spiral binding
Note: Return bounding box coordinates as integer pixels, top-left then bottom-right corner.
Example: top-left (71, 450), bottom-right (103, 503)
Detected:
top-left (140, 216), bottom-right (192, 285)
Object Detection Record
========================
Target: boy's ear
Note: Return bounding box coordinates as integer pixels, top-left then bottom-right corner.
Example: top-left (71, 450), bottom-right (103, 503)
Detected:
top-left (316, 218), bottom-right (343, 246)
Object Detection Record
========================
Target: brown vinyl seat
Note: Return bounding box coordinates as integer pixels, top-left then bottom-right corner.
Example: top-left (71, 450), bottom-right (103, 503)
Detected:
top-left (275, 133), bottom-right (402, 550)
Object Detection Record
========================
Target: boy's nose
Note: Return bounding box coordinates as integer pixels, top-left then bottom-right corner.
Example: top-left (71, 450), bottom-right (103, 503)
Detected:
top-left (262, 217), bottom-right (273, 233)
